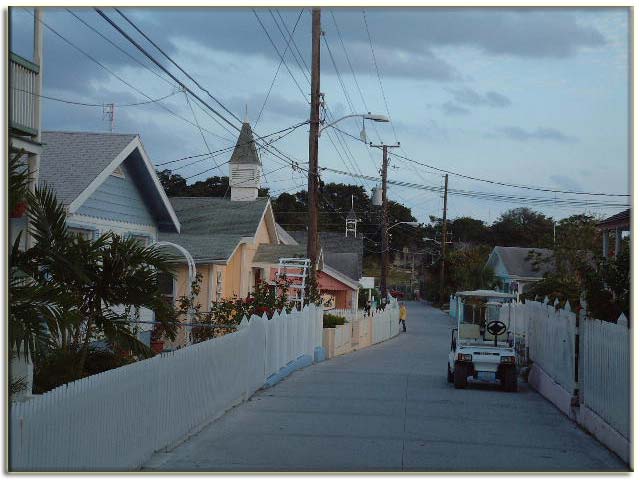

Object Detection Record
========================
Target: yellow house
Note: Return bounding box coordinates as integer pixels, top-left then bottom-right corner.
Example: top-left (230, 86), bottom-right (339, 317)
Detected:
top-left (159, 195), bottom-right (280, 309)
top-left (157, 120), bottom-right (281, 337)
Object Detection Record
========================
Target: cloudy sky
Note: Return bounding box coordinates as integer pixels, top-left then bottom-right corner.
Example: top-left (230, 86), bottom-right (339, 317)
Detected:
top-left (10, 6), bottom-right (630, 225)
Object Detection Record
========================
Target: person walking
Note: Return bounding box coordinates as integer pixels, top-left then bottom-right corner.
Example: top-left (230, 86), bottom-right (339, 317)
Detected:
top-left (364, 299), bottom-right (371, 316)
top-left (399, 302), bottom-right (407, 332)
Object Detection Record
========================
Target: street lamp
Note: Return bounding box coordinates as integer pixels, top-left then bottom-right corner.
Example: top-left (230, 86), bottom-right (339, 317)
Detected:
top-left (318, 112), bottom-right (389, 141)
top-left (388, 221), bottom-right (420, 231)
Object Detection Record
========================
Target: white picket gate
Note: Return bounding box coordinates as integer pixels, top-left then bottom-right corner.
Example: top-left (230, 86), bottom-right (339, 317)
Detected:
top-left (10, 304), bottom-right (324, 471)
top-left (581, 317), bottom-right (630, 440)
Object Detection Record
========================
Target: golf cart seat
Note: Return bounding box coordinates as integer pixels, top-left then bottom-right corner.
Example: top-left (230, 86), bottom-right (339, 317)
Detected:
top-left (485, 331), bottom-right (509, 342)
top-left (459, 324), bottom-right (481, 340)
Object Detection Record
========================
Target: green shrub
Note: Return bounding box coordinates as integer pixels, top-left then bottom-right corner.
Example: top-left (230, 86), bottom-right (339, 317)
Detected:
top-left (323, 313), bottom-right (346, 328)
top-left (33, 346), bottom-right (134, 394)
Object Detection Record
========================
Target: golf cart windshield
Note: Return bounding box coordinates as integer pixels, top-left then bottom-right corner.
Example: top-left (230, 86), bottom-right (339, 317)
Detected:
top-left (456, 291), bottom-right (515, 345)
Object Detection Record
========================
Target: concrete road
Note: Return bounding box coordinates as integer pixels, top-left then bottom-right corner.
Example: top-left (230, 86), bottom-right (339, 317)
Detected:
top-left (143, 301), bottom-right (627, 472)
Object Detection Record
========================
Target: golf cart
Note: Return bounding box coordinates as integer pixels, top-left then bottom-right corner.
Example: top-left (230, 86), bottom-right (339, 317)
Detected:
top-left (447, 290), bottom-right (518, 392)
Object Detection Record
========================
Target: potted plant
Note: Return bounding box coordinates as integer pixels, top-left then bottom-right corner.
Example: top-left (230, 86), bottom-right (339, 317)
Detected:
top-left (10, 200), bottom-right (28, 218)
top-left (150, 324), bottom-right (165, 354)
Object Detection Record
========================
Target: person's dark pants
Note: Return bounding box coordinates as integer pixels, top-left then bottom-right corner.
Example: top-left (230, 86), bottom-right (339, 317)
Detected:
top-left (399, 319), bottom-right (406, 332)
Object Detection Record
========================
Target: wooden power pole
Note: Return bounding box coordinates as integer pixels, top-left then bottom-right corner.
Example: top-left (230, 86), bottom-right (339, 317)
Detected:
top-left (306, 8), bottom-right (321, 284)
top-left (439, 174), bottom-right (449, 306)
top-left (371, 142), bottom-right (400, 300)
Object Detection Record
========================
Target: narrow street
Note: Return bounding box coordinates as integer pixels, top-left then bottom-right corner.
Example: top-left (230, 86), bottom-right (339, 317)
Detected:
top-left (143, 302), bottom-right (626, 472)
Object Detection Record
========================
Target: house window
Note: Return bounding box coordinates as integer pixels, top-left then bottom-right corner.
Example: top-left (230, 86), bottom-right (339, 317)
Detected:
top-left (69, 227), bottom-right (95, 240)
top-left (216, 271), bottom-right (223, 301)
top-left (129, 234), bottom-right (150, 246)
top-left (158, 272), bottom-right (175, 306)
top-left (111, 165), bottom-right (125, 178)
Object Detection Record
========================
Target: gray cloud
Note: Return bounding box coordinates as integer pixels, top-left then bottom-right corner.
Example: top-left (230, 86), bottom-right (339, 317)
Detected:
top-left (549, 174), bottom-right (584, 191)
top-left (10, 7), bottom-right (611, 101)
top-left (448, 87), bottom-right (511, 107)
top-left (491, 126), bottom-right (577, 143)
top-left (441, 101), bottom-right (470, 115)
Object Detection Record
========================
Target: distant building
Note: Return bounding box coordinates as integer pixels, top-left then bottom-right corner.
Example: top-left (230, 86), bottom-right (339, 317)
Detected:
top-left (485, 246), bottom-right (554, 295)
top-left (597, 209), bottom-right (630, 258)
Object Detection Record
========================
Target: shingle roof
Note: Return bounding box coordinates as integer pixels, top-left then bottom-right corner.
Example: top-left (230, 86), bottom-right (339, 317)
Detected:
top-left (39, 131), bottom-right (137, 205)
top-left (230, 122), bottom-right (260, 165)
top-left (323, 252), bottom-right (362, 281)
top-left (253, 243), bottom-right (307, 264)
top-left (169, 197), bottom-right (268, 236)
top-left (288, 231), bottom-right (363, 281)
top-left (597, 208), bottom-right (630, 229)
top-left (157, 232), bottom-right (240, 263)
top-left (493, 246), bottom-right (555, 279)
top-left (275, 223), bottom-right (299, 245)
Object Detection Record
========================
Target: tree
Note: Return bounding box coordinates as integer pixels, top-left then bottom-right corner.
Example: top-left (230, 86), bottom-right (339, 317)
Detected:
top-left (491, 207), bottom-right (554, 248)
top-left (423, 245), bottom-right (496, 302)
top-left (523, 214), bottom-right (629, 322)
top-left (157, 169), bottom-right (268, 198)
top-left (451, 216), bottom-right (492, 244)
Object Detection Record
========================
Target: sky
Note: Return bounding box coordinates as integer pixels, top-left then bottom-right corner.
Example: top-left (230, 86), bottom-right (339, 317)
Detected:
top-left (10, 6), bottom-right (631, 226)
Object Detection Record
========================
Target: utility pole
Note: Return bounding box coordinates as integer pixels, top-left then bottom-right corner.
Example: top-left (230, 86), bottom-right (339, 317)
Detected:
top-left (306, 8), bottom-right (321, 285)
top-left (439, 174), bottom-right (449, 306)
top-left (371, 142), bottom-right (400, 300)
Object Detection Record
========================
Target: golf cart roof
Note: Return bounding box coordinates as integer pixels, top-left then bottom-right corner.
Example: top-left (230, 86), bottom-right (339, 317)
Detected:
top-left (455, 290), bottom-right (516, 300)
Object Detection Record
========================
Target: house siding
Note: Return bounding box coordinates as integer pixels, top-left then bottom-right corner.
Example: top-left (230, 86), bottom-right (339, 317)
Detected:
top-left (76, 161), bottom-right (156, 226)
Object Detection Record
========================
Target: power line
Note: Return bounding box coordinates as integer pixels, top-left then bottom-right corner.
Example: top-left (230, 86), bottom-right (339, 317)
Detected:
top-left (362, 9), bottom-right (399, 144)
top-left (25, 8), bottom-right (234, 143)
top-left (95, 8), bottom-right (307, 174)
top-left (390, 151), bottom-right (630, 198)
top-left (10, 86), bottom-right (179, 107)
top-left (328, 122), bottom-right (630, 199)
top-left (255, 9), bottom-right (305, 128)
top-left (320, 166), bottom-right (629, 210)
top-left (65, 8), bottom-right (175, 88)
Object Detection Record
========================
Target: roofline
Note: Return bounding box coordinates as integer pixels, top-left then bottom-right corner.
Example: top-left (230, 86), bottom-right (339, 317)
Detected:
top-left (321, 264), bottom-right (360, 290)
top-left (67, 136), bottom-right (181, 233)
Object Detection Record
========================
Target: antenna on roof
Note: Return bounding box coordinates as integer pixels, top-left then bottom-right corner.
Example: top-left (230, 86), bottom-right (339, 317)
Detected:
top-left (102, 103), bottom-right (115, 132)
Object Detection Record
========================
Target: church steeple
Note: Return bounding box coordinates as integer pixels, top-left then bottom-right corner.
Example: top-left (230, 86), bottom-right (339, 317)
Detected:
top-left (229, 116), bottom-right (261, 201)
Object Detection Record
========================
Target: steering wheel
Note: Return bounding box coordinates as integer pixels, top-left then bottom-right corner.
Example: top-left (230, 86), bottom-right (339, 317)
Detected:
top-left (486, 320), bottom-right (507, 337)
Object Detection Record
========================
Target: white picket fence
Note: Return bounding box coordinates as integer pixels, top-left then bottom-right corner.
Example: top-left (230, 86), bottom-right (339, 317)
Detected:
top-left (520, 299), bottom-right (577, 394)
top-left (9, 304), bottom-right (324, 471)
top-left (502, 299), bottom-right (630, 448)
top-left (372, 301), bottom-right (400, 344)
top-left (581, 316), bottom-right (630, 440)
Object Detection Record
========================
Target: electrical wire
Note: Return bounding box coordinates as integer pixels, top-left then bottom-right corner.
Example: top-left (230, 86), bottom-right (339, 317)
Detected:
top-left (10, 86), bottom-right (180, 107)
top-left (24, 8), bottom-right (233, 143)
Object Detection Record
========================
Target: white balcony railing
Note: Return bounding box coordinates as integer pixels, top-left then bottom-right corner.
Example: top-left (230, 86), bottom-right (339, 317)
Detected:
top-left (10, 52), bottom-right (39, 136)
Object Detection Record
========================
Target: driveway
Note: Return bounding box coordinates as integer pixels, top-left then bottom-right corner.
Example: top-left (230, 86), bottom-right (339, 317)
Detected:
top-left (143, 301), bottom-right (627, 472)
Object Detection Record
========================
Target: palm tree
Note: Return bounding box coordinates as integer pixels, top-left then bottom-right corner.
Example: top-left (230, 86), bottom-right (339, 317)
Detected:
top-left (10, 156), bottom-right (180, 384)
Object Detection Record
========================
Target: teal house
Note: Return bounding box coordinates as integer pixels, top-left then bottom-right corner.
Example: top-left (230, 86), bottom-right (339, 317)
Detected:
top-left (485, 246), bottom-right (554, 295)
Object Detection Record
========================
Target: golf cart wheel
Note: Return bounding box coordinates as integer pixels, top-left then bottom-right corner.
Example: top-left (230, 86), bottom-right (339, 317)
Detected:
top-left (503, 366), bottom-right (518, 392)
top-left (453, 364), bottom-right (467, 389)
top-left (447, 364), bottom-right (454, 383)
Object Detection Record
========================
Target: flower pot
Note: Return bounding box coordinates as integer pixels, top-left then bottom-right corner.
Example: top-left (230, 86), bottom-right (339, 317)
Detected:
top-left (10, 201), bottom-right (27, 218)
top-left (150, 340), bottom-right (164, 354)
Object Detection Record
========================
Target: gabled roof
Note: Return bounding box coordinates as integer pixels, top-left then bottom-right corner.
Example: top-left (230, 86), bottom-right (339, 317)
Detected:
top-left (288, 231), bottom-right (363, 281)
top-left (170, 197), bottom-right (269, 236)
top-left (39, 131), bottom-right (180, 232)
top-left (157, 232), bottom-right (241, 264)
top-left (230, 122), bottom-right (260, 165)
top-left (489, 246), bottom-right (554, 279)
top-left (597, 208), bottom-right (630, 230)
top-left (276, 223), bottom-right (299, 245)
top-left (253, 243), bottom-right (307, 264)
